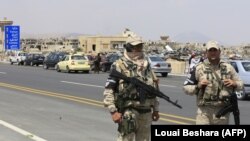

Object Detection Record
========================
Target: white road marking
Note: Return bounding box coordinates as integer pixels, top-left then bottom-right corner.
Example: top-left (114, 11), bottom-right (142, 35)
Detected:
top-left (0, 72), bottom-right (6, 74)
top-left (159, 84), bottom-right (177, 88)
top-left (169, 73), bottom-right (187, 77)
top-left (61, 80), bottom-right (177, 88)
top-left (0, 120), bottom-right (47, 141)
top-left (61, 81), bottom-right (104, 88)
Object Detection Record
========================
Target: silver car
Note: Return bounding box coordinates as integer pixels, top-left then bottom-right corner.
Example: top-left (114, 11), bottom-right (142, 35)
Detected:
top-left (229, 60), bottom-right (250, 100)
top-left (147, 55), bottom-right (172, 77)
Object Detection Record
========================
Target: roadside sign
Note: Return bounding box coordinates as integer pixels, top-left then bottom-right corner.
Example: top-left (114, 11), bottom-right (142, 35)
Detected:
top-left (4, 25), bottom-right (20, 50)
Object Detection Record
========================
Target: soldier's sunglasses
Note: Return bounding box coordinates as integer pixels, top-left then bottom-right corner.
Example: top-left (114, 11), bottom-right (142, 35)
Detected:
top-left (132, 44), bottom-right (143, 49)
top-left (208, 48), bottom-right (218, 52)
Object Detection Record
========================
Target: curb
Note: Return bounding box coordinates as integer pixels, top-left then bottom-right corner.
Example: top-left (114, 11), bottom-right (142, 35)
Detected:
top-left (0, 61), bottom-right (9, 64)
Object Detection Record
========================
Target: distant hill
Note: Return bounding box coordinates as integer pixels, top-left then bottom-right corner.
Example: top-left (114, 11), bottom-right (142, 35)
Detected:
top-left (173, 31), bottom-right (211, 43)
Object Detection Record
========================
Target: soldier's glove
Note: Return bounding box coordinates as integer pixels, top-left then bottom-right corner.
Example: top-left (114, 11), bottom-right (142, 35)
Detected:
top-left (152, 111), bottom-right (160, 121)
top-left (111, 112), bottom-right (122, 123)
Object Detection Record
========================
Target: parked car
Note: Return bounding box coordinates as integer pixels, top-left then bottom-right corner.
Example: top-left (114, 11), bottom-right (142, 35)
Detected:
top-left (55, 54), bottom-right (90, 73)
top-left (24, 53), bottom-right (45, 66)
top-left (100, 53), bottom-right (121, 72)
top-left (9, 51), bottom-right (27, 65)
top-left (147, 55), bottom-right (172, 77)
top-left (43, 52), bottom-right (68, 69)
top-left (229, 60), bottom-right (250, 100)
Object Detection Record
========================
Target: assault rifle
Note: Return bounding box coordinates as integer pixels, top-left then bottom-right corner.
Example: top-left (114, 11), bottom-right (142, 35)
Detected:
top-left (215, 93), bottom-right (240, 125)
top-left (110, 69), bottom-right (182, 109)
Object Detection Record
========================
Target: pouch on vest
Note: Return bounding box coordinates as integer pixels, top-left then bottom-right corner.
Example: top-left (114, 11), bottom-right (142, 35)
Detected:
top-left (118, 116), bottom-right (136, 136)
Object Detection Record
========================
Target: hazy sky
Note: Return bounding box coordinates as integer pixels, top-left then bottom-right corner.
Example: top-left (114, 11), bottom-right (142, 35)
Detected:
top-left (1, 0), bottom-right (250, 45)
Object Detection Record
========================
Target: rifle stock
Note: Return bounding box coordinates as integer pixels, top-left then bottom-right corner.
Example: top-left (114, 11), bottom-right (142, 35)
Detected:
top-left (110, 69), bottom-right (182, 109)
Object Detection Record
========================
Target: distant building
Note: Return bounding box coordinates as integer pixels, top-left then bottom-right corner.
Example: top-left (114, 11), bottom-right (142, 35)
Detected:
top-left (79, 35), bottom-right (127, 53)
top-left (0, 17), bottom-right (13, 52)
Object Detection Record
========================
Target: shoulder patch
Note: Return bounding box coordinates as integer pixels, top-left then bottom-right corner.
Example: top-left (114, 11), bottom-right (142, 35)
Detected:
top-left (105, 77), bottom-right (118, 89)
top-left (184, 67), bottom-right (198, 85)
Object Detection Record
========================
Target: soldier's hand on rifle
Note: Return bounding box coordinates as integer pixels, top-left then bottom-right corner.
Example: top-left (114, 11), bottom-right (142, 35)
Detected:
top-left (153, 78), bottom-right (160, 84)
top-left (111, 112), bottom-right (122, 123)
top-left (223, 79), bottom-right (237, 88)
top-left (152, 111), bottom-right (160, 121)
top-left (198, 79), bottom-right (209, 89)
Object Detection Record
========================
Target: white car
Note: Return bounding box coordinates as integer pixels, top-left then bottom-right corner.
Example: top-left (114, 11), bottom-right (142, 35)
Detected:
top-left (147, 55), bottom-right (172, 77)
top-left (229, 60), bottom-right (250, 100)
top-left (9, 51), bottom-right (27, 65)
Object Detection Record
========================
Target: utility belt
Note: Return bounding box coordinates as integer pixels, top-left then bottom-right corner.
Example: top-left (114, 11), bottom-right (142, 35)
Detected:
top-left (121, 93), bottom-right (156, 100)
top-left (197, 96), bottom-right (228, 106)
top-left (198, 100), bottom-right (224, 106)
top-left (121, 106), bottom-right (152, 114)
top-left (115, 94), bottom-right (155, 109)
top-left (115, 92), bottom-right (155, 114)
top-left (130, 107), bottom-right (152, 114)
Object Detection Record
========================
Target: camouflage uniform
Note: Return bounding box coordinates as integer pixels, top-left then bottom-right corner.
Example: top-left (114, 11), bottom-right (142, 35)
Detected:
top-left (103, 54), bottom-right (159, 141)
top-left (183, 60), bottom-right (243, 124)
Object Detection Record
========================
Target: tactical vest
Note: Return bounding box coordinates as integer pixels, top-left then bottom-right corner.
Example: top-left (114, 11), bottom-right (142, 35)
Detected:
top-left (197, 62), bottom-right (234, 106)
top-left (115, 57), bottom-right (157, 110)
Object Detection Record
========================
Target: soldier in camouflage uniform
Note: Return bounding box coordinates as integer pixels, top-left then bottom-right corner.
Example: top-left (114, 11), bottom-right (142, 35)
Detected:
top-left (103, 36), bottom-right (160, 141)
top-left (183, 40), bottom-right (243, 125)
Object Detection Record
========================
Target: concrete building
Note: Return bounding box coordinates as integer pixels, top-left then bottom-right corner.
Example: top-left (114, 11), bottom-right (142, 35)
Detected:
top-left (78, 29), bottom-right (140, 54)
top-left (0, 17), bottom-right (13, 52)
top-left (79, 35), bottom-right (127, 54)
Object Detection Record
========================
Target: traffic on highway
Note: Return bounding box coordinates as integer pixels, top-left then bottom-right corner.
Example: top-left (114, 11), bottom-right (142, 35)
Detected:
top-left (0, 62), bottom-right (249, 141)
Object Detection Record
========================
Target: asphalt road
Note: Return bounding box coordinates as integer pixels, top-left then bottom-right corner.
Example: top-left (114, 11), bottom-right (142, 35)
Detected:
top-left (0, 63), bottom-right (250, 140)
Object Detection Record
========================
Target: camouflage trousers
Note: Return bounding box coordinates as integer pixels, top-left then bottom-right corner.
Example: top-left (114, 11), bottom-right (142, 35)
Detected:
top-left (117, 109), bottom-right (152, 141)
top-left (196, 106), bottom-right (230, 125)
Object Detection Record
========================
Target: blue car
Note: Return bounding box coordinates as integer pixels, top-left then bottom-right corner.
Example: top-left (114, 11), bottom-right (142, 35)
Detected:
top-left (229, 60), bottom-right (250, 100)
top-left (43, 52), bottom-right (68, 69)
